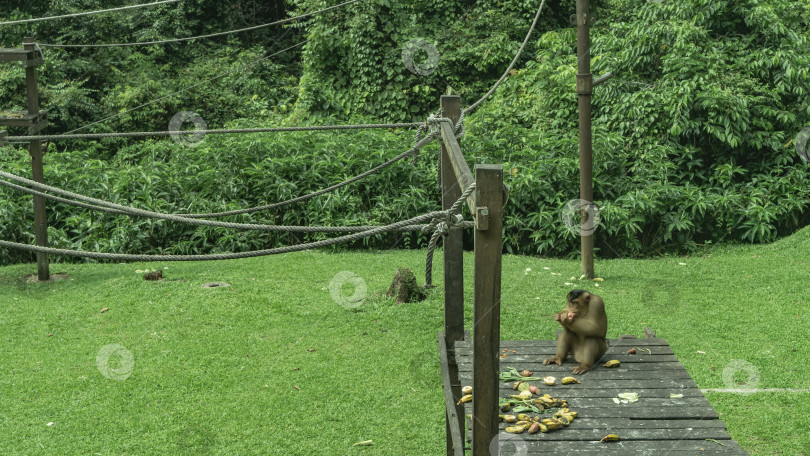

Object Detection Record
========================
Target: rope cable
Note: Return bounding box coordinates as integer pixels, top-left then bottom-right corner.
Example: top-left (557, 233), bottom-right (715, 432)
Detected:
top-left (0, 0), bottom-right (179, 26)
top-left (37, 0), bottom-right (362, 48)
top-left (0, 183), bottom-right (476, 262)
top-left (6, 123), bottom-right (424, 142)
top-left (0, 146), bottom-right (438, 232)
top-left (0, 177), bottom-right (443, 233)
top-left (58, 40), bottom-right (305, 136)
top-left (177, 131), bottom-right (440, 218)
top-left (462, 0), bottom-right (547, 116)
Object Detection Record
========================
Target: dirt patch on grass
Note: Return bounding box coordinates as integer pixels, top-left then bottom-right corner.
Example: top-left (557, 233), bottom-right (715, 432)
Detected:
top-left (24, 273), bottom-right (69, 283)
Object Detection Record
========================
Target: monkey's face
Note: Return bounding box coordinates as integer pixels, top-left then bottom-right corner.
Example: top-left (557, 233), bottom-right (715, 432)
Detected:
top-left (566, 289), bottom-right (591, 313)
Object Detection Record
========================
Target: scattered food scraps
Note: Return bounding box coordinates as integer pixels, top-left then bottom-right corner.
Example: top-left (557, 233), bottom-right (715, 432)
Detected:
top-left (626, 348), bottom-right (637, 355)
top-left (670, 393), bottom-right (684, 398)
top-left (352, 440), bottom-right (373, 447)
top-left (100, 307), bottom-right (109, 313)
top-left (600, 434), bottom-right (620, 443)
top-left (293, 385), bottom-right (301, 391)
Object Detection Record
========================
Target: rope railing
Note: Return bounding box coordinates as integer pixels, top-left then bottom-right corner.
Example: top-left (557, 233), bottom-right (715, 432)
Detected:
top-left (424, 182), bottom-right (476, 287)
top-left (0, 0), bottom-right (179, 27)
top-left (461, 0), bottom-right (547, 116)
top-left (5, 123), bottom-right (424, 143)
top-left (36, 0), bottom-right (362, 48)
top-left (0, 183), bottom-right (476, 262)
top-left (0, 134), bottom-right (441, 233)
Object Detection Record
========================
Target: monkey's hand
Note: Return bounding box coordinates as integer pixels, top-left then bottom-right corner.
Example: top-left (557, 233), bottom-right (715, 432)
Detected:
top-left (543, 357), bottom-right (563, 366)
top-left (559, 311), bottom-right (576, 326)
top-left (553, 311), bottom-right (568, 324)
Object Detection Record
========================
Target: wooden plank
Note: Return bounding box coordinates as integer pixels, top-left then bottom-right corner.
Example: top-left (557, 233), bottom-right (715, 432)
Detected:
top-left (469, 404), bottom-right (718, 420)
top-left (465, 358), bottom-right (686, 369)
top-left (460, 376), bottom-right (701, 392)
top-left (471, 165), bottom-right (504, 456)
top-left (516, 418), bottom-right (729, 429)
top-left (0, 110), bottom-right (47, 128)
top-left (493, 338), bottom-right (672, 346)
top-left (0, 48), bottom-right (35, 61)
top-left (457, 344), bottom-right (676, 356)
top-left (459, 354), bottom-right (681, 364)
top-left (439, 121), bottom-right (475, 211)
top-left (506, 440), bottom-right (749, 455)
top-left (470, 426), bottom-right (731, 441)
top-left (459, 364), bottom-right (695, 381)
top-left (439, 331), bottom-right (466, 456)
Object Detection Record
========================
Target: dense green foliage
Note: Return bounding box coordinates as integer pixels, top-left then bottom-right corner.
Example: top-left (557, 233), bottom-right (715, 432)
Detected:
top-left (1, 0), bottom-right (810, 264)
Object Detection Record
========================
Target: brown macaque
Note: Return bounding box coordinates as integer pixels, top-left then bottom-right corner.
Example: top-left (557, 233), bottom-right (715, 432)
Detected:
top-left (543, 289), bottom-right (608, 374)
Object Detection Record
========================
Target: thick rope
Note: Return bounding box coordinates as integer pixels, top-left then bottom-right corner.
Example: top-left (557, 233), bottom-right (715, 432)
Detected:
top-left (180, 131), bottom-right (439, 218)
top-left (0, 211), bottom-right (442, 261)
top-left (0, 185), bottom-right (476, 262)
top-left (3, 130), bottom-right (438, 222)
top-left (462, 0), bottom-right (547, 116)
top-left (7, 123), bottom-right (423, 142)
top-left (0, 177), bottom-right (439, 233)
top-left (424, 183), bottom-right (476, 286)
top-left (0, 0), bottom-right (179, 26)
top-left (37, 0), bottom-right (361, 47)
top-left (0, 172), bottom-right (435, 233)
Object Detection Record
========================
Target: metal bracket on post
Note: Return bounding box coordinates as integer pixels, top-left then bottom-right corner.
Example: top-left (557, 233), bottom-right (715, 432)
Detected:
top-left (576, 73), bottom-right (593, 95)
top-left (475, 206), bottom-right (489, 231)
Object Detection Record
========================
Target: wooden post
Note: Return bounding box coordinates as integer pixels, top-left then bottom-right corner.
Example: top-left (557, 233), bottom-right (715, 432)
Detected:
top-left (472, 165), bottom-right (503, 456)
top-left (575, 0), bottom-right (595, 279)
top-left (440, 95), bottom-right (465, 455)
top-left (23, 37), bottom-right (49, 281)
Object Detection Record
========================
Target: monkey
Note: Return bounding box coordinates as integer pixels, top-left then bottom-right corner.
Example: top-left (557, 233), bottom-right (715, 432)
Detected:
top-left (543, 289), bottom-right (608, 374)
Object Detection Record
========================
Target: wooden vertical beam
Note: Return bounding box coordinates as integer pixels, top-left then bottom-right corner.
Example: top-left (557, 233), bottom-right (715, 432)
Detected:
top-left (23, 37), bottom-right (49, 281)
top-left (472, 165), bottom-right (503, 456)
top-left (575, 0), bottom-right (595, 279)
top-left (440, 94), bottom-right (465, 455)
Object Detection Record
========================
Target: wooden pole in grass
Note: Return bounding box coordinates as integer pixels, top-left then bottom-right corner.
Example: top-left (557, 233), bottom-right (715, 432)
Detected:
top-left (575, 0), bottom-right (595, 279)
top-left (472, 165), bottom-right (503, 456)
top-left (23, 37), bottom-right (49, 281)
top-left (440, 94), bottom-right (466, 455)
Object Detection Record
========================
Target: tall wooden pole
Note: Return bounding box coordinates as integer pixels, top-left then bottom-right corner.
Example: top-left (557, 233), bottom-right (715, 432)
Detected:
top-left (23, 37), bottom-right (49, 281)
top-left (440, 95), bottom-right (465, 455)
top-left (575, 0), bottom-right (594, 279)
top-left (472, 165), bottom-right (503, 456)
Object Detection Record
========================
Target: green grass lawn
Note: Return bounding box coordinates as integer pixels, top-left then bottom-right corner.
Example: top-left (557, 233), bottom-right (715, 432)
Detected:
top-left (1, 227), bottom-right (809, 455)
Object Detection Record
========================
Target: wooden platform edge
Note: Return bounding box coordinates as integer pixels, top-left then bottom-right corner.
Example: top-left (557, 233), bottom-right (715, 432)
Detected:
top-left (438, 331), bottom-right (465, 456)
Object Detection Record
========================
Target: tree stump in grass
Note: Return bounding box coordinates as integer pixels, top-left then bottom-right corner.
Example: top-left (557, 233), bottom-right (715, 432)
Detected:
top-left (144, 270), bottom-right (163, 281)
top-left (386, 268), bottom-right (427, 304)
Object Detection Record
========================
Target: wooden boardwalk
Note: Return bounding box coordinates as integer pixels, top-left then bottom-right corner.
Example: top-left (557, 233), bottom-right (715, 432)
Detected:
top-left (452, 336), bottom-right (750, 455)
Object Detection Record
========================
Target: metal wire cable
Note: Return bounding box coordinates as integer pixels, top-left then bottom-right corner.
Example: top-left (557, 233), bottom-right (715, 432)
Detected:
top-left (38, 0), bottom-right (362, 48)
top-left (0, 0), bottom-right (179, 26)
top-left (0, 183), bottom-right (476, 261)
top-left (462, 0), bottom-right (547, 116)
top-left (6, 122), bottom-right (424, 142)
